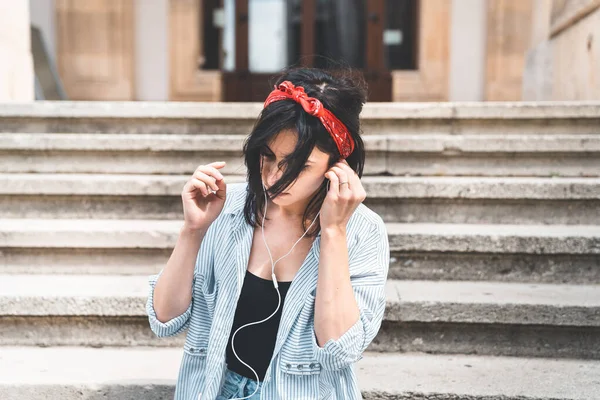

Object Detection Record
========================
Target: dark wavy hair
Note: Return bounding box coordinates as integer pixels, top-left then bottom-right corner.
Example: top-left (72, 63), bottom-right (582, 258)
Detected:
top-left (241, 65), bottom-right (368, 238)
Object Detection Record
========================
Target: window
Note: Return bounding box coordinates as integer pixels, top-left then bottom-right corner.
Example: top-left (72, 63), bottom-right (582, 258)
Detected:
top-left (384, 0), bottom-right (418, 70)
top-left (201, 0), bottom-right (223, 70)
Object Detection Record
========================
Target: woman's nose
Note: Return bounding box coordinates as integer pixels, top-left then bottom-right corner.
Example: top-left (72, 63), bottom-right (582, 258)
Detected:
top-left (265, 164), bottom-right (283, 185)
top-left (266, 172), bottom-right (282, 187)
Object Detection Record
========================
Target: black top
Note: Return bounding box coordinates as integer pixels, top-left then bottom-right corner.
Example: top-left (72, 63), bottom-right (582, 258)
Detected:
top-left (225, 270), bottom-right (292, 382)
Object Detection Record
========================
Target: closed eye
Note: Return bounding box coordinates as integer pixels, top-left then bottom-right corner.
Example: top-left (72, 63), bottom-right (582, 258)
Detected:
top-left (261, 153), bottom-right (309, 170)
top-left (260, 148), bottom-right (275, 159)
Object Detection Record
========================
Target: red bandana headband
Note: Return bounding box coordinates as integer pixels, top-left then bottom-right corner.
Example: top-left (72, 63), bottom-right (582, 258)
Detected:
top-left (263, 80), bottom-right (355, 159)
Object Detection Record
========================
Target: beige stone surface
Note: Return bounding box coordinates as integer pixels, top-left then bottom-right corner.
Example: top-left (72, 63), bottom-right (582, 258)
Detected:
top-left (552, 8), bottom-right (600, 100)
top-left (2, 173), bottom-right (599, 199)
top-left (525, 2), bottom-right (600, 100)
top-left (0, 348), bottom-right (599, 399)
top-left (485, 0), bottom-right (533, 101)
top-left (55, 0), bottom-right (135, 100)
top-left (1, 218), bottom-right (599, 254)
top-left (550, 0), bottom-right (600, 36)
top-left (531, 0), bottom-right (553, 47)
top-left (1, 100), bottom-right (599, 120)
top-left (2, 132), bottom-right (600, 153)
top-left (1, 274), bottom-right (599, 326)
top-left (0, 0), bottom-right (34, 101)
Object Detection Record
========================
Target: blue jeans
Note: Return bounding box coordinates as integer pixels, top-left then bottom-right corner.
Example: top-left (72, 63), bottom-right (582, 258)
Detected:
top-left (216, 368), bottom-right (263, 399)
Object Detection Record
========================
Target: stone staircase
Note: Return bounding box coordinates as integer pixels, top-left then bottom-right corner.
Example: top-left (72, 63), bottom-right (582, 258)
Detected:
top-left (0, 101), bottom-right (599, 399)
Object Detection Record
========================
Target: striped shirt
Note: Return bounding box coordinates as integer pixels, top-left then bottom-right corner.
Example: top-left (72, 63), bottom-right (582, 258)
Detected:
top-left (146, 182), bottom-right (390, 399)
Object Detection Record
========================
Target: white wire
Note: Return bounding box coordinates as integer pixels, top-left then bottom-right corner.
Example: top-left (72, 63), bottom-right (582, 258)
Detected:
top-left (228, 177), bottom-right (322, 400)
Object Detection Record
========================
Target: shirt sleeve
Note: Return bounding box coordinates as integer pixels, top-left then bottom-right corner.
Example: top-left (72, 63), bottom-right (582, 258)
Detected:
top-left (146, 269), bottom-right (195, 337)
top-left (146, 221), bottom-right (217, 338)
top-left (311, 217), bottom-right (390, 371)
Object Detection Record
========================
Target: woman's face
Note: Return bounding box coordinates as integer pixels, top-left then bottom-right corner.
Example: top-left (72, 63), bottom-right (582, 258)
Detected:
top-left (260, 129), bottom-right (330, 212)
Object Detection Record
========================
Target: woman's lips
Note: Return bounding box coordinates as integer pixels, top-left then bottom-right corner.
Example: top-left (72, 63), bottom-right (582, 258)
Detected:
top-left (265, 186), bottom-right (290, 195)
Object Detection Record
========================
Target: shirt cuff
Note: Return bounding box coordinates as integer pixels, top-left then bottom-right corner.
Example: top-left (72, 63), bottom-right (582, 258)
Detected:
top-left (146, 273), bottom-right (193, 337)
top-left (311, 314), bottom-right (364, 371)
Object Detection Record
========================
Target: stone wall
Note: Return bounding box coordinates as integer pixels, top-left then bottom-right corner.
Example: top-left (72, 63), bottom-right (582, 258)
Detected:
top-left (523, 0), bottom-right (600, 100)
top-left (0, 0), bottom-right (34, 101)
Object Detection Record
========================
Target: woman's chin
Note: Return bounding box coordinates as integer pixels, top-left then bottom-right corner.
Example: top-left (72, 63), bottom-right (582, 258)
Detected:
top-left (271, 193), bottom-right (291, 203)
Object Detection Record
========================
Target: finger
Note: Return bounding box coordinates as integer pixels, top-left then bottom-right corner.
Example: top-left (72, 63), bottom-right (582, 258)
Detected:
top-left (199, 164), bottom-right (225, 180)
top-left (193, 171), bottom-right (219, 192)
top-left (332, 165), bottom-right (353, 196)
top-left (338, 159), bottom-right (355, 173)
top-left (330, 166), bottom-right (349, 191)
top-left (325, 170), bottom-right (339, 196)
top-left (207, 161), bottom-right (227, 170)
top-left (197, 162), bottom-right (225, 177)
top-left (337, 160), bottom-right (359, 185)
top-left (339, 160), bottom-right (365, 199)
top-left (188, 178), bottom-right (209, 197)
top-left (214, 174), bottom-right (227, 199)
top-left (198, 165), bottom-right (225, 182)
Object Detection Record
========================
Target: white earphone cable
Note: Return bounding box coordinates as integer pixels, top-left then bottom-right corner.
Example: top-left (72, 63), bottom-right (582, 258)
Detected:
top-left (227, 171), bottom-right (323, 400)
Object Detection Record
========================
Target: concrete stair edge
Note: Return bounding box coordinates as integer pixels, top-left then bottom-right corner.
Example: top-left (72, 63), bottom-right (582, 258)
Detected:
top-left (1, 100), bottom-right (600, 120)
top-left (1, 219), bottom-right (599, 254)
top-left (0, 347), bottom-right (598, 400)
top-left (3, 132), bottom-right (600, 152)
top-left (1, 275), bottom-right (598, 326)
top-left (2, 173), bottom-right (600, 199)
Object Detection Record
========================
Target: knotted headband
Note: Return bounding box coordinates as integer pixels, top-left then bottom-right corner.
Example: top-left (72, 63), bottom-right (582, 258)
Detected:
top-left (263, 80), bottom-right (355, 159)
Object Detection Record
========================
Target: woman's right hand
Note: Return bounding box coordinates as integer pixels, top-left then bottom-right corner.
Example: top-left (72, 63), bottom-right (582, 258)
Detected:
top-left (181, 161), bottom-right (227, 232)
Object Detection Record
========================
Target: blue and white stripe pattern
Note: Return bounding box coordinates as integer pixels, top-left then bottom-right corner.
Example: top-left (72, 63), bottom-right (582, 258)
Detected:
top-left (146, 182), bottom-right (390, 399)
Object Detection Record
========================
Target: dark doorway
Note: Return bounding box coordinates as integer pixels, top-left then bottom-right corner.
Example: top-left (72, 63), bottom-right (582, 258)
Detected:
top-left (220, 0), bottom-right (418, 102)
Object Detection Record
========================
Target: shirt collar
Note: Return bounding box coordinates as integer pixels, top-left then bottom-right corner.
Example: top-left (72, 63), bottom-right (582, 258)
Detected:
top-left (223, 184), bottom-right (247, 215)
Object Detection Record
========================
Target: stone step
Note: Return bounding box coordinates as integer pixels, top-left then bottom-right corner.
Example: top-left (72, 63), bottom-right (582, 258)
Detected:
top-left (1, 219), bottom-right (598, 283)
top-left (1, 275), bottom-right (598, 358)
top-left (2, 173), bottom-right (600, 224)
top-left (2, 132), bottom-right (599, 176)
top-left (386, 222), bottom-right (600, 283)
top-left (0, 347), bottom-right (598, 400)
top-left (1, 101), bottom-right (599, 135)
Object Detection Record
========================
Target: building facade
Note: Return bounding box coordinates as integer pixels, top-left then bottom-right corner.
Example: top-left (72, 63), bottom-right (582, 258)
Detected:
top-left (524, 0), bottom-right (600, 100)
top-left (3, 0), bottom-right (599, 102)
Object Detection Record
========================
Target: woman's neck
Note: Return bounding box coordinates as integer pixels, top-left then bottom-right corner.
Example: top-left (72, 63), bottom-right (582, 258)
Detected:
top-left (265, 197), bottom-right (307, 220)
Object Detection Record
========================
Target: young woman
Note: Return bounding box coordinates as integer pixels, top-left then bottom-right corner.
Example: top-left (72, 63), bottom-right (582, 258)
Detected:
top-left (147, 67), bottom-right (390, 400)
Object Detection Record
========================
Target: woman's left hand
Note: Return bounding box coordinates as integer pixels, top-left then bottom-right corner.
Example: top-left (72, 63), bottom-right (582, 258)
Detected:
top-left (320, 159), bottom-right (367, 232)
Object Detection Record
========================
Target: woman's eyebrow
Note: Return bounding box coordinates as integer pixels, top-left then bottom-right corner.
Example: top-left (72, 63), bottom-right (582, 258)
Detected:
top-left (265, 145), bottom-right (314, 163)
top-left (264, 145), bottom-right (275, 154)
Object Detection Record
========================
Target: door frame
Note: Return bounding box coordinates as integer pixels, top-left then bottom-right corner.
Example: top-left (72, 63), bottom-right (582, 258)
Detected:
top-left (168, 0), bottom-right (450, 102)
top-left (223, 0), bottom-right (393, 102)
top-left (169, 0), bottom-right (222, 101)
top-left (391, 0), bottom-right (450, 101)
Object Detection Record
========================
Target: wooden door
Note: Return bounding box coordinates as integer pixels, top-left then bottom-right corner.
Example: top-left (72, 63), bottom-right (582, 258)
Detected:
top-left (222, 0), bottom-right (402, 102)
